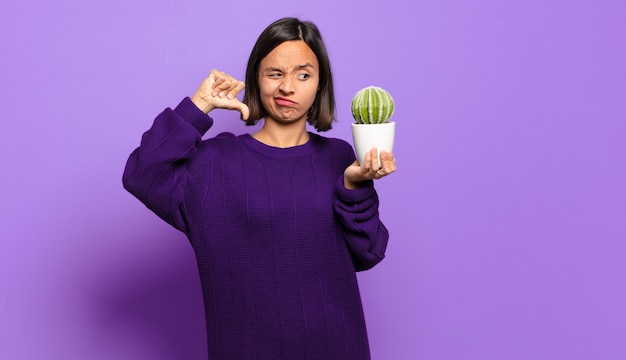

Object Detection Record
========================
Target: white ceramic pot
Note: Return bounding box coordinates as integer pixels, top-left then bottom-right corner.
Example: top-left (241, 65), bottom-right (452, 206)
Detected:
top-left (351, 122), bottom-right (395, 167)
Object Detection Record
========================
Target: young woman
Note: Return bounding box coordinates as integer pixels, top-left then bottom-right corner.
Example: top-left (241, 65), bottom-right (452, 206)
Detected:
top-left (123, 17), bottom-right (396, 359)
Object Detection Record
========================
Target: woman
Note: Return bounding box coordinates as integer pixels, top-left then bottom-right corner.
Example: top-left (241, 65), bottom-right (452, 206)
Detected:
top-left (123, 17), bottom-right (396, 359)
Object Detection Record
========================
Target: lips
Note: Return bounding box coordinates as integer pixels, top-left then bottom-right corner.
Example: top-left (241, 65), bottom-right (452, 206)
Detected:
top-left (274, 97), bottom-right (295, 106)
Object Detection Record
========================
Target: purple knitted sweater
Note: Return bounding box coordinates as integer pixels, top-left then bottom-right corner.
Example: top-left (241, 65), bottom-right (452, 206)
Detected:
top-left (123, 97), bottom-right (389, 359)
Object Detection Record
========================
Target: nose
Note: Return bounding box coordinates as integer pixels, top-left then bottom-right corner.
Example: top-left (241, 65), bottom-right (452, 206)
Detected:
top-left (279, 75), bottom-right (294, 94)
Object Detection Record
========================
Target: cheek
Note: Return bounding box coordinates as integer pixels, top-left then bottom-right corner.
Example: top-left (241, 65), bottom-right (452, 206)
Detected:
top-left (303, 82), bottom-right (320, 104)
top-left (259, 79), bottom-right (277, 97)
top-left (259, 86), bottom-right (274, 108)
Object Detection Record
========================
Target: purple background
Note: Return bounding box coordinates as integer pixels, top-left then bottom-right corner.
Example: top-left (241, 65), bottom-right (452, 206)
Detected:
top-left (1, 0), bottom-right (625, 359)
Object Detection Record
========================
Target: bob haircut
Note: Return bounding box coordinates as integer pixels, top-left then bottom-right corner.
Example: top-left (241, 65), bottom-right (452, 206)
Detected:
top-left (243, 17), bottom-right (336, 132)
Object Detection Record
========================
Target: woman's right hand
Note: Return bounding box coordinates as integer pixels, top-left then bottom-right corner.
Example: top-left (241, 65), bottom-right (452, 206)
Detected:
top-left (191, 69), bottom-right (250, 120)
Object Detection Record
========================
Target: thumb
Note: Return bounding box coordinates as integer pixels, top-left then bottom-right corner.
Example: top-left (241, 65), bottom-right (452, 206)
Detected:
top-left (213, 97), bottom-right (249, 120)
top-left (240, 103), bottom-right (250, 120)
top-left (239, 102), bottom-right (250, 120)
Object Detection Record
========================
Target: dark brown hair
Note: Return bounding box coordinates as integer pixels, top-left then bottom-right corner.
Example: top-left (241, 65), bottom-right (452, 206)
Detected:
top-left (243, 17), bottom-right (336, 131)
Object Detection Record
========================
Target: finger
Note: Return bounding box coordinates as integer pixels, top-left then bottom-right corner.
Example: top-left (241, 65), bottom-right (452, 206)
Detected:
top-left (211, 71), bottom-right (230, 96)
top-left (369, 147), bottom-right (380, 171)
top-left (216, 77), bottom-right (244, 99)
top-left (380, 150), bottom-right (394, 162)
top-left (205, 71), bottom-right (215, 84)
top-left (213, 82), bottom-right (231, 97)
top-left (379, 150), bottom-right (397, 174)
top-left (226, 80), bottom-right (245, 100)
top-left (363, 149), bottom-right (373, 172)
top-left (199, 72), bottom-right (216, 95)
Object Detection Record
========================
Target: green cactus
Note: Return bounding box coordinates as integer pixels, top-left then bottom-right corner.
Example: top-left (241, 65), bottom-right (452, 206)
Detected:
top-left (351, 86), bottom-right (395, 124)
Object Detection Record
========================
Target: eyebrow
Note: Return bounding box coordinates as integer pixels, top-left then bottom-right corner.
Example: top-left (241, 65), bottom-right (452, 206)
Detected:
top-left (296, 63), bottom-right (315, 69)
top-left (263, 63), bottom-right (315, 72)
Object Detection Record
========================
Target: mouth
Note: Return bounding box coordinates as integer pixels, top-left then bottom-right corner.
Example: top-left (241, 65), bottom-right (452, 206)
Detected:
top-left (274, 97), bottom-right (296, 106)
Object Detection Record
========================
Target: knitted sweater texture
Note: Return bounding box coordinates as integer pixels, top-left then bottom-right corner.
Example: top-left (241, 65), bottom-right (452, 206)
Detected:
top-left (123, 97), bottom-right (389, 359)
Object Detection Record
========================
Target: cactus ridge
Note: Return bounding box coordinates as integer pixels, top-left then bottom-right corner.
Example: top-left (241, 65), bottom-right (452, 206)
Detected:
top-left (351, 86), bottom-right (395, 124)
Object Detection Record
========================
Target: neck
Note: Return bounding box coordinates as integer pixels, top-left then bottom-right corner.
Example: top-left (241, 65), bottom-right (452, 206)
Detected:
top-left (253, 121), bottom-right (310, 148)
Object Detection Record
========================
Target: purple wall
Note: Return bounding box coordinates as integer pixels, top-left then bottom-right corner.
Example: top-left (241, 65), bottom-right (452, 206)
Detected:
top-left (1, 0), bottom-right (625, 358)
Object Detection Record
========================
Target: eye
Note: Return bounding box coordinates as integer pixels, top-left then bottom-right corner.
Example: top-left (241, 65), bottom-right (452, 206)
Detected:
top-left (298, 73), bottom-right (310, 80)
top-left (267, 72), bottom-right (282, 78)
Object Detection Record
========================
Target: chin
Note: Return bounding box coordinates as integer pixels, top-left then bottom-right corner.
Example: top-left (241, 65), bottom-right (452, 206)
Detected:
top-left (271, 111), bottom-right (305, 124)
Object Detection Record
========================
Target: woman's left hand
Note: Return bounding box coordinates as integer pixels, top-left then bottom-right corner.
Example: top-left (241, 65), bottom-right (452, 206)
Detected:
top-left (344, 148), bottom-right (397, 190)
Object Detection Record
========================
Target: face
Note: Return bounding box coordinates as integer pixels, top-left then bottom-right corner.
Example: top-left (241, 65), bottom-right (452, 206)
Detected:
top-left (258, 40), bottom-right (320, 125)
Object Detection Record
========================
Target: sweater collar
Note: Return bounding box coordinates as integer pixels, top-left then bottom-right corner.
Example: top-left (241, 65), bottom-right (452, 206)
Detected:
top-left (240, 132), bottom-right (322, 158)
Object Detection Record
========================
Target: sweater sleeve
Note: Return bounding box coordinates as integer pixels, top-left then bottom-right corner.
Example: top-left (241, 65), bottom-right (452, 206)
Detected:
top-left (334, 177), bottom-right (389, 272)
top-left (122, 97), bottom-right (212, 233)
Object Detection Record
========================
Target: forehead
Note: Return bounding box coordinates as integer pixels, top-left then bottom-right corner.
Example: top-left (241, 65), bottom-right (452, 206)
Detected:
top-left (261, 40), bottom-right (319, 68)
